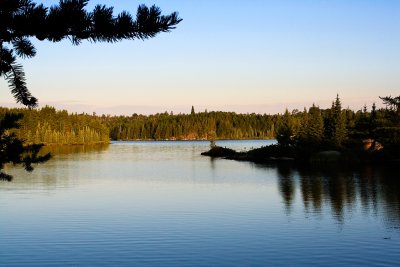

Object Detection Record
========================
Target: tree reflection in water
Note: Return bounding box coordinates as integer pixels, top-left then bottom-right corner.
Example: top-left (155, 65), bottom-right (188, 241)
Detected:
top-left (272, 163), bottom-right (400, 228)
top-left (3, 144), bottom-right (110, 187)
top-left (40, 144), bottom-right (110, 156)
top-left (276, 163), bottom-right (296, 215)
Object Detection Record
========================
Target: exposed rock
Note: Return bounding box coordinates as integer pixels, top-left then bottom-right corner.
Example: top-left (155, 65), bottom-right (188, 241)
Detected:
top-left (363, 139), bottom-right (383, 152)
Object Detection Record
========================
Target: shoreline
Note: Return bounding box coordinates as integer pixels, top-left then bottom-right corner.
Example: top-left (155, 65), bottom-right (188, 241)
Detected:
top-left (201, 145), bottom-right (400, 168)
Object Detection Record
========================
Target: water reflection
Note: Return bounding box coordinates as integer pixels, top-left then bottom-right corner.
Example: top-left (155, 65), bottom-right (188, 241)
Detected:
top-left (2, 144), bottom-right (110, 188)
top-left (1, 141), bottom-right (399, 266)
top-left (273, 163), bottom-right (400, 227)
top-left (276, 164), bottom-right (296, 214)
top-left (40, 143), bottom-right (110, 156)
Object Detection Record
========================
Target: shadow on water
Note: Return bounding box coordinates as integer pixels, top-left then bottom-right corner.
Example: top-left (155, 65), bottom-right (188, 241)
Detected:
top-left (255, 162), bottom-right (400, 228)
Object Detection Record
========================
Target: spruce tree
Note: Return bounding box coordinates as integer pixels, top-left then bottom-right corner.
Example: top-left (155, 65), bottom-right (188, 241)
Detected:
top-left (332, 95), bottom-right (347, 147)
top-left (297, 104), bottom-right (324, 147)
top-left (307, 104), bottom-right (324, 144)
top-left (277, 109), bottom-right (295, 147)
top-left (323, 102), bottom-right (336, 143)
top-left (297, 107), bottom-right (309, 144)
top-left (323, 95), bottom-right (348, 148)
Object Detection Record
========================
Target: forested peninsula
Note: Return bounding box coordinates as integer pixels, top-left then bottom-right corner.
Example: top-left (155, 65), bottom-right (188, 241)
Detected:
top-left (203, 95), bottom-right (400, 165)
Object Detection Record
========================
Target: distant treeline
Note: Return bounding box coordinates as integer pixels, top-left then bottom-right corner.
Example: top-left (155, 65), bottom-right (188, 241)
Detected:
top-left (105, 111), bottom-right (277, 140)
top-left (1, 96), bottom-right (399, 147)
top-left (0, 106), bottom-right (109, 145)
top-left (0, 106), bottom-right (278, 144)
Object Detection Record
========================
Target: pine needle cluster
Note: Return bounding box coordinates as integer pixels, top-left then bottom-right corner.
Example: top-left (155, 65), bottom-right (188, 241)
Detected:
top-left (0, 0), bottom-right (182, 106)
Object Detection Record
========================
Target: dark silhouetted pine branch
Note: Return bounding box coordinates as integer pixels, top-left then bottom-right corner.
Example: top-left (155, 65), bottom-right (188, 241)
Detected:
top-left (1, 0), bottom-right (182, 106)
top-left (0, 113), bottom-right (51, 181)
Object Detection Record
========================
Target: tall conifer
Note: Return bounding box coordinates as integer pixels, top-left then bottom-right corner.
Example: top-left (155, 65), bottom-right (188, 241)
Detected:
top-left (308, 104), bottom-right (324, 144)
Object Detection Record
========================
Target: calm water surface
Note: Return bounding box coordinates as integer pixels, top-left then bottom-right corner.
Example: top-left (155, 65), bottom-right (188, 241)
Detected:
top-left (1, 140), bottom-right (399, 266)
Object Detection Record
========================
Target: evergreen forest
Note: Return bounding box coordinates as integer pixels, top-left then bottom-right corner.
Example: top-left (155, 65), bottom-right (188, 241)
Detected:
top-left (203, 95), bottom-right (400, 165)
top-left (1, 95), bottom-right (399, 151)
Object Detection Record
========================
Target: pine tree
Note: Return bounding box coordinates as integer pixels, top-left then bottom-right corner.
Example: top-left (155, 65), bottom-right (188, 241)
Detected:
top-left (0, 0), bottom-right (182, 107)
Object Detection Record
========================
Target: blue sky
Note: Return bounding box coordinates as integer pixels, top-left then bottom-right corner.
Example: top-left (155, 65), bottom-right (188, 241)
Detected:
top-left (1, 0), bottom-right (399, 115)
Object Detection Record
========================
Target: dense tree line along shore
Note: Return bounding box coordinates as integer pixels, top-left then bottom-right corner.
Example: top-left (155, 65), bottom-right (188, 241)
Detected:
top-left (0, 106), bottom-right (109, 145)
top-left (0, 106), bottom-right (276, 144)
top-left (1, 95), bottom-right (399, 149)
top-left (202, 95), bottom-right (400, 165)
top-left (108, 109), bottom-right (277, 141)
top-left (1, 95), bottom-right (400, 181)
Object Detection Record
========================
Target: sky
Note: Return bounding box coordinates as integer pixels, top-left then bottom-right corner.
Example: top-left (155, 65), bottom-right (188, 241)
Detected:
top-left (1, 0), bottom-right (399, 115)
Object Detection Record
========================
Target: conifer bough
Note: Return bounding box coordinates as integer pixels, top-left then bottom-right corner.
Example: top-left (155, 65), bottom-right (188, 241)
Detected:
top-left (0, 0), bottom-right (182, 107)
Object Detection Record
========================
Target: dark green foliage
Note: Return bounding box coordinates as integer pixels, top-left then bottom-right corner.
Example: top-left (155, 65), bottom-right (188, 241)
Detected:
top-left (297, 108), bottom-right (309, 141)
top-left (5, 94), bottom-right (399, 151)
top-left (0, 106), bottom-right (109, 145)
top-left (308, 105), bottom-right (325, 143)
top-left (3, 94), bottom-right (400, 171)
top-left (333, 96), bottom-right (347, 147)
top-left (323, 95), bottom-right (347, 148)
top-left (106, 111), bottom-right (278, 141)
top-left (369, 96), bottom-right (400, 149)
top-left (0, 113), bottom-right (51, 181)
top-left (0, 107), bottom-right (277, 143)
top-left (202, 94), bottom-right (400, 165)
top-left (298, 104), bottom-right (324, 147)
top-left (276, 109), bottom-right (297, 147)
top-left (0, 0), bottom-right (182, 107)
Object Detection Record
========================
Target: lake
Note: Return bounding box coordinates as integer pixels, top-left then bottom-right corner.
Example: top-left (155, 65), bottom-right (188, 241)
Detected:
top-left (1, 140), bottom-right (399, 266)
